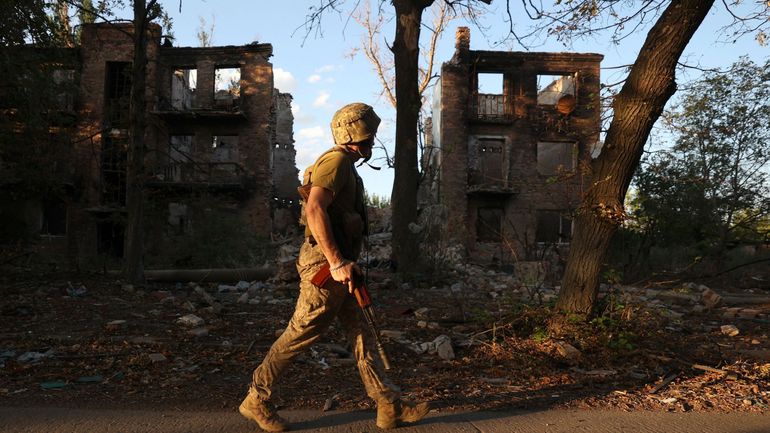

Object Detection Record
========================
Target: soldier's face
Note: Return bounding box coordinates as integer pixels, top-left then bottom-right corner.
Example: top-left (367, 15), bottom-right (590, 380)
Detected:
top-left (351, 137), bottom-right (374, 161)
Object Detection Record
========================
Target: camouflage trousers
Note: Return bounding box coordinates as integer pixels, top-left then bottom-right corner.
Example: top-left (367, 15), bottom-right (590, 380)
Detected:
top-left (249, 240), bottom-right (400, 403)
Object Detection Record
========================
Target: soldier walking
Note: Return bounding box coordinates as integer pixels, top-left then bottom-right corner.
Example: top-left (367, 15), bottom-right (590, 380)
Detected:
top-left (239, 103), bottom-right (429, 431)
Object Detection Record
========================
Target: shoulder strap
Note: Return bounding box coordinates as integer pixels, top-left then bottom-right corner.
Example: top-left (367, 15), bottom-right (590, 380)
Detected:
top-left (297, 146), bottom-right (344, 201)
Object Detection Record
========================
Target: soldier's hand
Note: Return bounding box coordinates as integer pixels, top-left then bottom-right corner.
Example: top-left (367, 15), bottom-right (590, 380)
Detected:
top-left (330, 260), bottom-right (356, 293)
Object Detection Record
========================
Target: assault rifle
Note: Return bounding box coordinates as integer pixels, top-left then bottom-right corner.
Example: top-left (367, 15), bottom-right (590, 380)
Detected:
top-left (311, 263), bottom-right (392, 370)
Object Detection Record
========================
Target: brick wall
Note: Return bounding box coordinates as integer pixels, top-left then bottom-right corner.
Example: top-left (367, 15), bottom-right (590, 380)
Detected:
top-left (431, 27), bottom-right (603, 263)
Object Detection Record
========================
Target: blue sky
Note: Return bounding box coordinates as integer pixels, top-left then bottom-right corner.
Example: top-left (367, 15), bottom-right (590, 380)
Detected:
top-left (110, 1), bottom-right (767, 199)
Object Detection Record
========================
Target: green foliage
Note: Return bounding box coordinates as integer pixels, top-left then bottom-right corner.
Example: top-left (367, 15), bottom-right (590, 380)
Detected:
top-left (531, 327), bottom-right (550, 342)
top-left (632, 57), bottom-right (770, 249)
top-left (365, 191), bottom-right (390, 209)
top-left (590, 315), bottom-right (636, 351)
top-left (0, 0), bottom-right (59, 46)
top-left (601, 268), bottom-right (623, 285)
top-left (606, 331), bottom-right (636, 351)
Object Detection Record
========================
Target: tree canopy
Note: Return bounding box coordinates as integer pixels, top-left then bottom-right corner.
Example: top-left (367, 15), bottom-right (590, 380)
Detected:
top-left (633, 57), bottom-right (770, 248)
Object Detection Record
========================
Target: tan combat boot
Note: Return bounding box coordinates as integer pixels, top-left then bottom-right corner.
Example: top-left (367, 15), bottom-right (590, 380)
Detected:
top-left (239, 391), bottom-right (289, 432)
top-left (376, 399), bottom-right (430, 429)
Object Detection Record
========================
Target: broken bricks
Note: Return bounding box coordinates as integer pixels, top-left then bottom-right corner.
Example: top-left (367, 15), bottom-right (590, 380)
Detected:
top-left (554, 341), bottom-right (581, 361)
top-left (177, 314), bottom-right (205, 327)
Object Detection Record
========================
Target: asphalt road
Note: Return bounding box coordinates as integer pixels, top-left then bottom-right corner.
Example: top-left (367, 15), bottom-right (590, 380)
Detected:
top-left (1, 407), bottom-right (769, 433)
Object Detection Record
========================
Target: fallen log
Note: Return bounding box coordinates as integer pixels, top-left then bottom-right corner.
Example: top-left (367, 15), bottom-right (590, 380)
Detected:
top-left (143, 267), bottom-right (274, 283)
top-left (721, 295), bottom-right (770, 306)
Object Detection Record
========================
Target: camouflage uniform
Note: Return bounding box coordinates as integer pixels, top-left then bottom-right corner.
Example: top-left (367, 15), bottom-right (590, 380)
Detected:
top-left (242, 104), bottom-right (426, 432)
top-left (249, 113), bottom-right (399, 403)
top-left (249, 239), bottom-right (400, 403)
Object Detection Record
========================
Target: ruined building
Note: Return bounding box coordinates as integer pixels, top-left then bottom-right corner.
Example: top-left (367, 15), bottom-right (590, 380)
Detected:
top-left (1, 23), bottom-right (298, 268)
top-left (423, 28), bottom-right (603, 264)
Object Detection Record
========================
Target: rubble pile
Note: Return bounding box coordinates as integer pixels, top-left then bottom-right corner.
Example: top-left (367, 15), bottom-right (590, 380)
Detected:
top-left (0, 256), bottom-right (768, 413)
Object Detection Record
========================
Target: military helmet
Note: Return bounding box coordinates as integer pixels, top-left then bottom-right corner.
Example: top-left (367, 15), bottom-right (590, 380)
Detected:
top-left (330, 103), bottom-right (381, 145)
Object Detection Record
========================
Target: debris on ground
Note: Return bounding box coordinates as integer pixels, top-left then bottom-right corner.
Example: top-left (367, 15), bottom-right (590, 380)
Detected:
top-left (1, 253), bottom-right (768, 415)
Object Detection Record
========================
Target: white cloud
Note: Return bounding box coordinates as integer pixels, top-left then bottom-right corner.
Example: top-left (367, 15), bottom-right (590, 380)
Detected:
top-left (273, 67), bottom-right (297, 93)
top-left (313, 91), bottom-right (331, 108)
top-left (307, 74), bottom-right (321, 84)
top-left (316, 64), bottom-right (336, 73)
top-left (295, 126), bottom-right (332, 172)
top-left (297, 126), bottom-right (325, 140)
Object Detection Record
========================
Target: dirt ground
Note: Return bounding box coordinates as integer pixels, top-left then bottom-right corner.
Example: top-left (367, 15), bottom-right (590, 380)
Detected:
top-left (1, 257), bottom-right (768, 415)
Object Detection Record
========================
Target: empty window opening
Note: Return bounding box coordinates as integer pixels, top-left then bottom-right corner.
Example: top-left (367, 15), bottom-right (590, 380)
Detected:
top-left (477, 207), bottom-right (504, 242)
top-left (537, 73), bottom-right (576, 106)
top-left (212, 135), bottom-right (239, 178)
top-left (170, 135), bottom-right (193, 160)
top-left (475, 72), bottom-right (508, 118)
top-left (214, 67), bottom-right (240, 109)
top-left (41, 198), bottom-right (67, 236)
top-left (168, 135), bottom-right (193, 181)
top-left (478, 137), bottom-right (505, 184)
top-left (536, 210), bottom-right (572, 244)
top-left (105, 62), bottom-right (132, 128)
top-left (171, 68), bottom-right (197, 110)
top-left (101, 136), bottom-right (128, 205)
top-left (477, 73), bottom-right (503, 95)
top-left (537, 141), bottom-right (576, 175)
top-left (52, 69), bottom-right (75, 111)
top-left (212, 135), bottom-right (238, 152)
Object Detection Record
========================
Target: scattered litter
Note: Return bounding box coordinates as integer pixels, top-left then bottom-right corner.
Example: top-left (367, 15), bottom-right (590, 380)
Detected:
top-left (76, 375), bottom-right (104, 383)
top-left (188, 327), bottom-right (209, 337)
top-left (434, 335), bottom-right (454, 360)
top-left (177, 314), bottom-right (205, 327)
top-left (40, 381), bottom-right (68, 390)
top-left (18, 350), bottom-right (54, 363)
top-left (106, 320), bottom-right (126, 327)
top-left (414, 307), bottom-right (430, 320)
top-left (700, 287), bottom-right (722, 308)
top-left (66, 282), bottom-right (87, 297)
top-left (217, 284), bottom-right (237, 293)
top-left (721, 325), bottom-right (740, 337)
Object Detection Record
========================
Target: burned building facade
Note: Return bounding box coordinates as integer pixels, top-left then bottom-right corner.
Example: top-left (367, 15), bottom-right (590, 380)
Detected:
top-left (424, 28), bottom-right (602, 264)
top-left (2, 23), bottom-right (298, 268)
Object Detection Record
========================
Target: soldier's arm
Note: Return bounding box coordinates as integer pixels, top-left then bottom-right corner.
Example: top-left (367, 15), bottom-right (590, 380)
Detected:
top-left (305, 185), bottom-right (356, 290)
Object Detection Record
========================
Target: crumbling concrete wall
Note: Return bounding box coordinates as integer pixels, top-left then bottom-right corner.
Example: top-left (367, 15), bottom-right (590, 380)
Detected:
top-left (270, 91), bottom-right (300, 235)
top-left (429, 27), bottom-right (603, 264)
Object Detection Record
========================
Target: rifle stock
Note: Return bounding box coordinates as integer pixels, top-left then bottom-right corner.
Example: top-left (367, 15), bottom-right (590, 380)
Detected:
top-left (311, 263), bottom-right (391, 370)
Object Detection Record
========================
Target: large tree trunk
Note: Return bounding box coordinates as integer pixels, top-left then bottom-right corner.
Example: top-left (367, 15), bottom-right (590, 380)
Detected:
top-left (557, 0), bottom-right (715, 315)
top-left (390, 0), bottom-right (433, 275)
top-left (123, 0), bottom-right (150, 284)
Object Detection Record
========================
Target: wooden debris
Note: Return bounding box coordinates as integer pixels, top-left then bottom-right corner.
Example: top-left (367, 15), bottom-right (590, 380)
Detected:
top-left (691, 363), bottom-right (739, 380)
top-left (649, 373), bottom-right (678, 394)
top-left (322, 393), bottom-right (341, 412)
